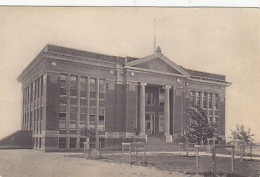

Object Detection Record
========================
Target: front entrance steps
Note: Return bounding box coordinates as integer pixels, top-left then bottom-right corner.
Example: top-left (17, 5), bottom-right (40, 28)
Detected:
top-left (146, 134), bottom-right (178, 151)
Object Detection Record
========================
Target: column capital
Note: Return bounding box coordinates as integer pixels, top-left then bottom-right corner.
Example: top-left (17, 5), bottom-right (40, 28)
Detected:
top-left (139, 82), bottom-right (147, 86)
top-left (163, 85), bottom-right (171, 89)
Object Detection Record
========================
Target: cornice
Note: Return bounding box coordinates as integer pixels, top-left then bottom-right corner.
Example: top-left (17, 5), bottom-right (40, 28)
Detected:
top-left (124, 66), bottom-right (187, 78)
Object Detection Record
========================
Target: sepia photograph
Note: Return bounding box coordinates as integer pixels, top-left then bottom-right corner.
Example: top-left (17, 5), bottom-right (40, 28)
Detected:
top-left (0, 6), bottom-right (259, 177)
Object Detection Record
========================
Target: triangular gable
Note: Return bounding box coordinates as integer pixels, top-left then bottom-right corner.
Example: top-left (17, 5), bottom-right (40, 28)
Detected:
top-left (125, 53), bottom-right (190, 77)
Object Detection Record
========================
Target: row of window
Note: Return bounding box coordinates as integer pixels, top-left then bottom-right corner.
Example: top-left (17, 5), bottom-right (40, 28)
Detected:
top-left (190, 91), bottom-right (219, 110)
top-left (22, 75), bottom-right (44, 132)
top-left (58, 74), bottom-right (106, 132)
top-left (58, 137), bottom-right (105, 149)
top-left (34, 137), bottom-right (42, 149)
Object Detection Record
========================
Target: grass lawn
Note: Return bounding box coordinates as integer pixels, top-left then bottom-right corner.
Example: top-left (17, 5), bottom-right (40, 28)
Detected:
top-left (100, 152), bottom-right (260, 177)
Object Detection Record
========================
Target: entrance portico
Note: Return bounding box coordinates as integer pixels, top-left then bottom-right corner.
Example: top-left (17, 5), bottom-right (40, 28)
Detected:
top-left (139, 83), bottom-right (173, 143)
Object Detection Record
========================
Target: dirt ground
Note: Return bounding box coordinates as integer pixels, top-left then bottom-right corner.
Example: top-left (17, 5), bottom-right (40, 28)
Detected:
top-left (0, 150), bottom-right (185, 177)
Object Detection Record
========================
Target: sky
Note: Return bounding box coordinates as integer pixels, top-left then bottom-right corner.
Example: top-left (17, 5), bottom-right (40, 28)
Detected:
top-left (0, 7), bottom-right (259, 142)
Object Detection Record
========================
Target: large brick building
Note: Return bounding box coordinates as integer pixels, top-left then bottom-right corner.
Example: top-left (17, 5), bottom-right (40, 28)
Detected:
top-left (17, 44), bottom-right (231, 151)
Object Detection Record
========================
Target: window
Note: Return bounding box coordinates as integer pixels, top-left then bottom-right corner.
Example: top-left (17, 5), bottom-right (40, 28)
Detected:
top-left (146, 92), bottom-right (154, 105)
top-left (99, 80), bottom-right (105, 92)
top-left (70, 138), bottom-right (77, 149)
top-left (209, 116), bottom-right (213, 122)
top-left (190, 91), bottom-right (196, 107)
top-left (39, 137), bottom-right (41, 148)
top-left (60, 88), bottom-right (67, 95)
top-left (60, 80), bottom-right (66, 88)
top-left (159, 115), bottom-right (164, 132)
top-left (80, 90), bottom-right (87, 97)
top-left (80, 77), bottom-right (87, 83)
top-left (60, 97), bottom-right (67, 104)
top-left (90, 100), bottom-right (96, 106)
top-left (99, 92), bottom-right (105, 99)
top-left (98, 109), bottom-right (105, 131)
top-left (80, 98), bottom-right (87, 105)
top-left (79, 123), bottom-right (86, 129)
top-left (159, 99), bottom-right (164, 106)
top-left (59, 105), bottom-right (67, 120)
top-left (70, 113), bottom-right (76, 120)
top-left (59, 121), bottom-right (66, 129)
top-left (59, 137), bottom-right (66, 149)
top-left (69, 122), bottom-right (76, 129)
top-left (80, 138), bottom-right (85, 148)
top-left (70, 97), bottom-right (77, 105)
top-left (215, 94), bottom-right (219, 110)
top-left (59, 113), bottom-right (66, 119)
top-left (89, 109), bottom-right (96, 129)
top-left (209, 93), bottom-right (213, 109)
top-left (60, 74), bottom-right (67, 81)
top-left (203, 93), bottom-right (207, 108)
top-left (99, 138), bottom-right (105, 148)
top-left (70, 88), bottom-right (77, 97)
top-left (70, 76), bottom-right (77, 82)
top-left (90, 92), bottom-right (96, 98)
top-left (80, 114), bottom-right (86, 121)
top-left (197, 92), bottom-right (201, 107)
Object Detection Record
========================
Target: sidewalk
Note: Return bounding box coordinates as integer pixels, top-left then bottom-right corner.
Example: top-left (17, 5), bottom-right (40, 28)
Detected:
top-left (101, 150), bottom-right (260, 161)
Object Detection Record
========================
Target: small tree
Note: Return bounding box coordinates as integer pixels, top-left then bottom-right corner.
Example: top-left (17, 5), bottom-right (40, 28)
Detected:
top-left (230, 124), bottom-right (254, 143)
top-left (184, 106), bottom-right (215, 145)
top-left (80, 127), bottom-right (96, 147)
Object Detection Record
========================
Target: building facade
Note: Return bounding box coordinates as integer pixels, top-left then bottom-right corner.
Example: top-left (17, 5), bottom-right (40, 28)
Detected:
top-left (17, 45), bottom-right (231, 151)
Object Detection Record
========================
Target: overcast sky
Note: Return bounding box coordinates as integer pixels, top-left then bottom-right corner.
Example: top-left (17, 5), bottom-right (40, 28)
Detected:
top-left (0, 7), bottom-right (259, 142)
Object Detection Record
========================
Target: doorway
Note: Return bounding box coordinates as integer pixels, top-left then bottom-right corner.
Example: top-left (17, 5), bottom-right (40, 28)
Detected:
top-left (145, 113), bottom-right (155, 134)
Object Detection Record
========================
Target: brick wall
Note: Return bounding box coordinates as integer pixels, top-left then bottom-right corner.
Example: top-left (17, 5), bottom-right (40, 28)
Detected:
top-left (46, 73), bottom-right (59, 131)
top-left (218, 94), bottom-right (225, 136)
top-left (173, 88), bottom-right (183, 134)
top-left (105, 81), bottom-right (116, 132)
top-left (125, 83), bottom-right (137, 132)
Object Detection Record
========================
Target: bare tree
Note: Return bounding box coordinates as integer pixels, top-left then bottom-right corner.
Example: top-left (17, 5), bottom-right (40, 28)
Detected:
top-left (230, 124), bottom-right (254, 143)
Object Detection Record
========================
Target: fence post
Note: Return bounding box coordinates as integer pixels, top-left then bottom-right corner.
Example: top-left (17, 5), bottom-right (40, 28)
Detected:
top-left (186, 143), bottom-right (189, 156)
top-left (144, 142), bottom-right (146, 163)
top-left (212, 148), bottom-right (216, 176)
top-left (250, 143), bottom-right (253, 160)
top-left (239, 144), bottom-right (244, 162)
top-left (122, 143), bottom-right (124, 158)
top-left (196, 148), bottom-right (199, 174)
top-left (231, 146), bottom-right (235, 174)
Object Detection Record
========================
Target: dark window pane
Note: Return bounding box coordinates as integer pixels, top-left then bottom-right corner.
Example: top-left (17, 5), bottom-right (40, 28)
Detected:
top-left (90, 100), bottom-right (96, 106)
top-left (59, 113), bottom-right (66, 118)
top-left (80, 77), bottom-right (87, 83)
top-left (70, 138), bottom-right (77, 148)
top-left (60, 81), bottom-right (66, 88)
top-left (89, 115), bottom-right (95, 121)
top-left (80, 90), bottom-right (87, 97)
top-left (80, 99), bottom-right (87, 105)
top-left (70, 98), bottom-right (77, 105)
top-left (70, 88), bottom-right (77, 96)
top-left (80, 114), bottom-right (86, 121)
top-left (99, 115), bottom-right (104, 121)
top-left (59, 137), bottom-right (66, 149)
top-left (80, 138), bottom-right (85, 148)
top-left (81, 83), bottom-right (87, 90)
top-left (90, 91), bottom-right (96, 98)
top-left (99, 92), bottom-right (105, 99)
top-left (70, 106), bottom-right (77, 113)
top-left (70, 113), bottom-right (76, 120)
top-left (60, 88), bottom-right (67, 95)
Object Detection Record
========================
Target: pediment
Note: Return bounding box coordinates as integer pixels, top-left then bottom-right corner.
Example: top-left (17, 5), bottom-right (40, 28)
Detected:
top-left (133, 58), bottom-right (182, 75)
top-left (125, 53), bottom-right (189, 77)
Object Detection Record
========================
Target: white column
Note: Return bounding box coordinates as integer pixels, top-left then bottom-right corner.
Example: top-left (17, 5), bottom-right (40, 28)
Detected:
top-left (164, 85), bottom-right (172, 143)
top-left (139, 83), bottom-right (146, 139)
